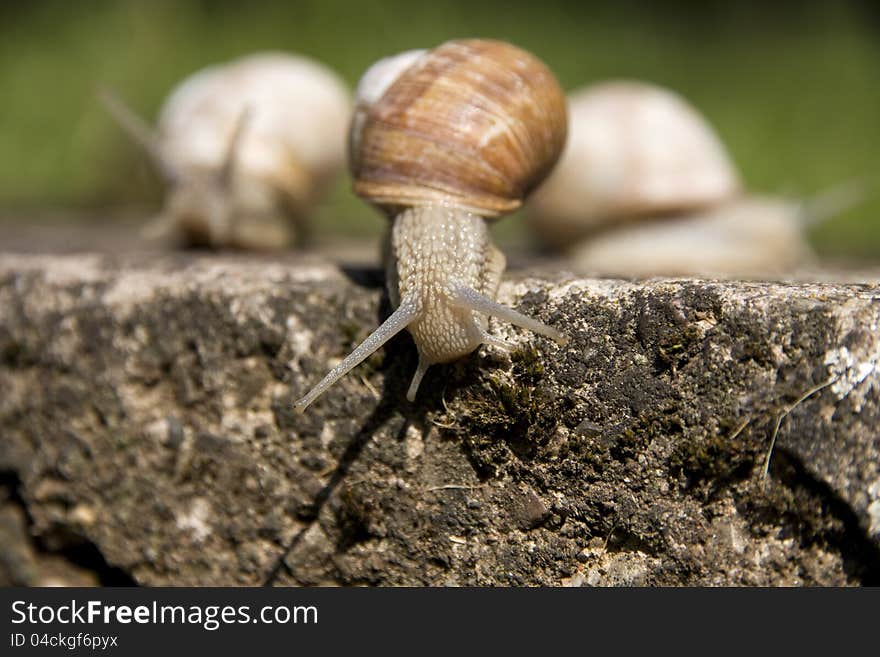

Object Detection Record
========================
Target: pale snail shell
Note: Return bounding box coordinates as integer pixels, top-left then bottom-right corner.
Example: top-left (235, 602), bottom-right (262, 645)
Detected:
top-left (526, 80), bottom-right (822, 276)
top-left (102, 52), bottom-right (351, 249)
top-left (295, 39), bottom-right (569, 412)
top-left (528, 80), bottom-right (741, 245)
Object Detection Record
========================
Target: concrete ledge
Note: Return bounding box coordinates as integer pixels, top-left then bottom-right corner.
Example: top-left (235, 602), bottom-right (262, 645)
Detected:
top-left (1, 252), bottom-right (879, 585)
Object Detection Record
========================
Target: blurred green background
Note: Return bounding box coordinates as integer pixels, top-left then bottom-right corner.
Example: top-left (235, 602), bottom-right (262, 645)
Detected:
top-left (1, 0), bottom-right (879, 259)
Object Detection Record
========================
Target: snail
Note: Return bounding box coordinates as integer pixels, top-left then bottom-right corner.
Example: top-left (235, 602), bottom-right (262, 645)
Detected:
top-left (294, 39), bottom-right (569, 412)
top-left (526, 80), bottom-right (841, 277)
top-left (565, 195), bottom-right (814, 278)
top-left (101, 52), bottom-right (351, 250)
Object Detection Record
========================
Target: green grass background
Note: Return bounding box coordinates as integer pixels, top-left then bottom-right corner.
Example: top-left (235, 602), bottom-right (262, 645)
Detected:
top-left (1, 0), bottom-right (879, 259)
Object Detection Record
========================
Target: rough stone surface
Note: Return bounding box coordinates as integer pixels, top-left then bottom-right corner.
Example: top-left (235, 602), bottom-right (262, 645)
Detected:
top-left (0, 252), bottom-right (878, 586)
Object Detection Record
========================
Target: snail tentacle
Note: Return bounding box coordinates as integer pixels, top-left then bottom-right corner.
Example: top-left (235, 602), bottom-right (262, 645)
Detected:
top-left (294, 295), bottom-right (420, 413)
top-left (217, 106), bottom-right (253, 188)
top-left (98, 86), bottom-right (181, 184)
top-left (449, 284), bottom-right (568, 347)
top-left (406, 356), bottom-right (432, 402)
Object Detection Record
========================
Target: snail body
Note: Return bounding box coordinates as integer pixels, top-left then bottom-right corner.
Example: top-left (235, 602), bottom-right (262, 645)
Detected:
top-left (527, 80), bottom-right (819, 277)
top-left (569, 196), bottom-right (813, 278)
top-left (102, 52), bottom-right (351, 249)
top-left (295, 39), bottom-right (569, 412)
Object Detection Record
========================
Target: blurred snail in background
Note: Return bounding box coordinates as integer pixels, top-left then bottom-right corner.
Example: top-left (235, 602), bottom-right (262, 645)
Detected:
top-left (101, 52), bottom-right (351, 250)
top-left (295, 39), bottom-right (569, 412)
top-left (527, 81), bottom-right (858, 278)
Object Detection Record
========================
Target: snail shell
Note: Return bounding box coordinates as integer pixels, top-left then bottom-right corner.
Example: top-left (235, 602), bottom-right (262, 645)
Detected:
top-left (528, 80), bottom-right (741, 248)
top-left (350, 39), bottom-right (568, 217)
top-left (294, 39), bottom-right (568, 412)
top-left (103, 52), bottom-right (351, 249)
top-left (349, 48), bottom-right (427, 165)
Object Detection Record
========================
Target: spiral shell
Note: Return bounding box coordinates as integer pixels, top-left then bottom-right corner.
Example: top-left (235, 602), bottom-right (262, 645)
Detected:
top-left (103, 51), bottom-right (351, 249)
top-left (349, 39), bottom-right (568, 218)
top-left (349, 48), bottom-right (426, 169)
top-left (528, 80), bottom-right (741, 246)
top-left (159, 52), bottom-right (351, 211)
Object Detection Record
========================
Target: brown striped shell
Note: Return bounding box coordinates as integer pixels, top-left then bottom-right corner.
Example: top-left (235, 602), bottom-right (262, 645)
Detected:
top-left (349, 39), bottom-right (568, 218)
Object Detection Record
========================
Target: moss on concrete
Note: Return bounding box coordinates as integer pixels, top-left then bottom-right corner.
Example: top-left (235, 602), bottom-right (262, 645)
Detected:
top-left (1, 253), bottom-right (879, 585)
